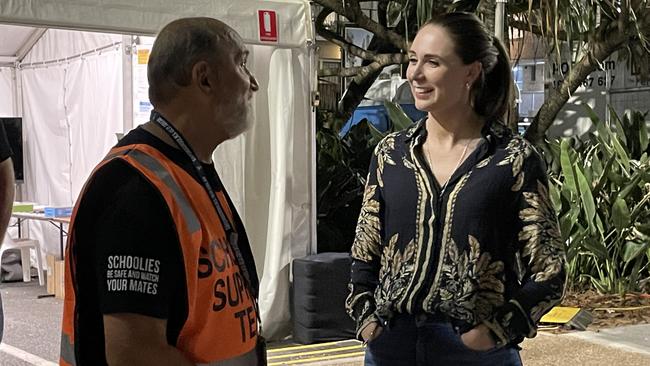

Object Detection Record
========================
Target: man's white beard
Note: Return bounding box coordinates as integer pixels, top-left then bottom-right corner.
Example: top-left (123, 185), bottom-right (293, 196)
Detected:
top-left (224, 107), bottom-right (254, 139)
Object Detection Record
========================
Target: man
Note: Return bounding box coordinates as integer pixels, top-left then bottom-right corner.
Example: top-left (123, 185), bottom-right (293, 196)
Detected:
top-left (60, 18), bottom-right (262, 365)
top-left (0, 122), bottom-right (16, 343)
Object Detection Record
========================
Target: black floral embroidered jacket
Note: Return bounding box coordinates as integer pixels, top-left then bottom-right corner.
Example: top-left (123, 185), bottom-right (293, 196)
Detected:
top-left (346, 119), bottom-right (566, 346)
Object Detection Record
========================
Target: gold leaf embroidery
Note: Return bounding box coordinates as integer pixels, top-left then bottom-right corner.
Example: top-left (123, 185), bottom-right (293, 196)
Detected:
top-left (518, 181), bottom-right (565, 283)
top-left (476, 156), bottom-right (493, 169)
top-left (378, 236), bottom-right (417, 305)
top-left (351, 185), bottom-right (381, 262)
top-left (375, 134), bottom-right (397, 188)
top-left (498, 137), bottom-right (534, 191)
top-left (437, 236), bottom-right (505, 323)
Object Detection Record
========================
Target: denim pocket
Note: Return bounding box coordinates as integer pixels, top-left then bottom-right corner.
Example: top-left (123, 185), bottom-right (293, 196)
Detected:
top-left (366, 326), bottom-right (388, 347)
top-left (452, 325), bottom-right (498, 354)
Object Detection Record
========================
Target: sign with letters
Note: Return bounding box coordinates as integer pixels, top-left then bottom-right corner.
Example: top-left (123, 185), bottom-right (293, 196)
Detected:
top-left (258, 10), bottom-right (278, 43)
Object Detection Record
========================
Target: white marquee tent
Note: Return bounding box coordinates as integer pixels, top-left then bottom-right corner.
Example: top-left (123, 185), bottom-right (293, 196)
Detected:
top-left (0, 0), bottom-right (317, 339)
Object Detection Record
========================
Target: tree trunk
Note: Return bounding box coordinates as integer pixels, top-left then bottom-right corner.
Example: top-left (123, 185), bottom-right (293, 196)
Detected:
top-left (524, 31), bottom-right (627, 143)
top-left (477, 0), bottom-right (496, 34)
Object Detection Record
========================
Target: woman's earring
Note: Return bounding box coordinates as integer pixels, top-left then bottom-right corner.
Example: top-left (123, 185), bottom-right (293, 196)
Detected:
top-left (465, 82), bottom-right (470, 90)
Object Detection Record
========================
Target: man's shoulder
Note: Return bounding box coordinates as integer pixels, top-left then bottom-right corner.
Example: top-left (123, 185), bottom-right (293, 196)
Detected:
top-left (78, 158), bottom-right (163, 216)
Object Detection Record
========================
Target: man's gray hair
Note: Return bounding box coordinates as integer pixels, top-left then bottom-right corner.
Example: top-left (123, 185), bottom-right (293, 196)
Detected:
top-left (148, 17), bottom-right (232, 106)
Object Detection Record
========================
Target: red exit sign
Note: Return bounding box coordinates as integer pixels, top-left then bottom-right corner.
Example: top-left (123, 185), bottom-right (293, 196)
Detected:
top-left (258, 10), bottom-right (278, 43)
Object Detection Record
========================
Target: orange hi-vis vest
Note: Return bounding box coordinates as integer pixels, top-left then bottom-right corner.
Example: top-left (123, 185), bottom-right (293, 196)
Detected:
top-left (60, 144), bottom-right (258, 365)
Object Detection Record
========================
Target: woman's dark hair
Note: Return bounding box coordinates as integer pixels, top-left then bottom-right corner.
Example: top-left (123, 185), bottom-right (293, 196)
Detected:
top-left (423, 12), bottom-right (511, 122)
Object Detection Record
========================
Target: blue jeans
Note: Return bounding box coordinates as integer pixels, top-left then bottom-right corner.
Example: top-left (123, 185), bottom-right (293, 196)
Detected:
top-left (365, 314), bottom-right (522, 366)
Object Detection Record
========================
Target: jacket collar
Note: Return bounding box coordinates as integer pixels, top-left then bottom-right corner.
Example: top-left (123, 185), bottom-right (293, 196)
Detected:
top-left (404, 117), bottom-right (512, 148)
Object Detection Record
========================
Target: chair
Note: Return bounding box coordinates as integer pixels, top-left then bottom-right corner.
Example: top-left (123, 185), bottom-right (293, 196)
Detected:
top-left (1, 232), bottom-right (45, 286)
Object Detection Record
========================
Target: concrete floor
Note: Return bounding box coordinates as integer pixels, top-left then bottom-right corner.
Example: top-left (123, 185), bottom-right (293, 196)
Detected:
top-left (0, 280), bottom-right (649, 365)
top-left (0, 281), bottom-right (60, 366)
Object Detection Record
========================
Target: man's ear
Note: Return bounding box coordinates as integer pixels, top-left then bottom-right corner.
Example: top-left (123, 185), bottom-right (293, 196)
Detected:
top-left (192, 61), bottom-right (213, 94)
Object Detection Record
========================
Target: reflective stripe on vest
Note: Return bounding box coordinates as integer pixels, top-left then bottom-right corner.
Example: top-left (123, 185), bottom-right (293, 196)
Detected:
top-left (197, 348), bottom-right (257, 366)
top-left (128, 149), bottom-right (200, 233)
top-left (60, 333), bottom-right (76, 366)
top-left (60, 144), bottom-right (257, 365)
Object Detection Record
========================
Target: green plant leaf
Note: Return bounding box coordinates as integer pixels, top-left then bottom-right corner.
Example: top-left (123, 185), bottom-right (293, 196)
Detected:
top-left (368, 121), bottom-right (387, 143)
top-left (583, 162), bottom-right (593, 185)
top-left (383, 101), bottom-right (413, 131)
top-left (580, 236), bottom-right (608, 261)
top-left (607, 169), bottom-right (626, 187)
top-left (622, 241), bottom-right (649, 263)
top-left (549, 182), bottom-right (562, 212)
top-left (610, 133), bottom-right (630, 171)
top-left (640, 120), bottom-right (649, 153)
top-left (593, 154), bottom-right (616, 195)
top-left (611, 198), bottom-right (631, 233)
top-left (610, 105), bottom-right (627, 147)
top-left (635, 222), bottom-right (650, 236)
top-left (576, 165), bottom-right (596, 232)
top-left (560, 139), bottom-right (580, 197)
top-left (585, 104), bottom-right (608, 142)
top-left (618, 173), bottom-right (642, 201)
top-left (595, 214), bottom-right (605, 236)
top-left (559, 212), bottom-right (574, 242)
top-left (591, 151), bottom-right (603, 178)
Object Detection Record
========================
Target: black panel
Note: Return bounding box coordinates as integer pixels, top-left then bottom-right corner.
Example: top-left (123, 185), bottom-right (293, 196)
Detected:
top-left (292, 252), bottom-right (356, 344)
top-left (0, 118), bottom-right (23, 182)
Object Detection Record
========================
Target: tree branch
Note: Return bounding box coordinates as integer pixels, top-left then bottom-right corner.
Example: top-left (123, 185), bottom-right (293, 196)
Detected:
top-left (316, 8), bottom-right (377, 62)
top-left (524, 24), bottom-right (629, 142)
top-left (507, 0), bottom-right (541, 14)
top-left (313, 0), bottom-right (408, 50)
top-left (509, 18), bottom-right (578, 42)
top-left (319, 52), bottom-right (408, 78)
top-left (320, 66), bottom-right (366, 77)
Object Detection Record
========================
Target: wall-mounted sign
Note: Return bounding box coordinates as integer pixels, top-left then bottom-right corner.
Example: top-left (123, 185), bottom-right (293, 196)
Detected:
top-left (258, 10), bottom-right (278, 43)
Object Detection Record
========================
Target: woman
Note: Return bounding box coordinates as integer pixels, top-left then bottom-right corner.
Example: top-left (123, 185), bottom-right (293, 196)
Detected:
top-left (346, 12), bottom-right (566, 366)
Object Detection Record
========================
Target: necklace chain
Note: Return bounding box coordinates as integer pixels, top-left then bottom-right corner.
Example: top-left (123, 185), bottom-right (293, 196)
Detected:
top-left (425, 140), bottom-right (471, 194)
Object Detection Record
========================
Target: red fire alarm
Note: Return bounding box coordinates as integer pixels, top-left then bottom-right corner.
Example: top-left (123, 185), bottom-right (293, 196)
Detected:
top-left (258, 10), bottom-right (278, 43)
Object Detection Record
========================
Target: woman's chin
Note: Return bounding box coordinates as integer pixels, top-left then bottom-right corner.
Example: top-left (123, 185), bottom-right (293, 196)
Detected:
top-left (414, 101), bottom-right (434, 113)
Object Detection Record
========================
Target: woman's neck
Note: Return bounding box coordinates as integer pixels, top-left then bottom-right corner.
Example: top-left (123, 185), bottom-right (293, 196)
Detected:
top-left (425, 109), bottom-right (484, 147)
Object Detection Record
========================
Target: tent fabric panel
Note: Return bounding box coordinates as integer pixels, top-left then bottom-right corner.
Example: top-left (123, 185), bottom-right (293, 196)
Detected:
top-left (0, 23), bottom-right (34, 58)
top-left (20, 34), bottom-right (123, 258)
top-left (22, 28), bottom-right (122, 64)
top-left (1, 0), bottom-right (316, 339)
top-left (0, 0), bottom-right (313, 48)
top-left (213, 46), bottom-right (312, 339)
top-left (0, 67), bottom-right (16, 116)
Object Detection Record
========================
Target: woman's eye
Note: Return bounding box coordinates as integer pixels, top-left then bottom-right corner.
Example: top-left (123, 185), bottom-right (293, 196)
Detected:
top-left (408, 58), bottom-right (417, 64)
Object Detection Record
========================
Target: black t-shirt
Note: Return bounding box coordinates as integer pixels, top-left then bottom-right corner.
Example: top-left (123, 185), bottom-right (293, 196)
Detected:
top-left (0, 122), bottom-right (11, 343)
top-left (72, 126), bottom-right (258, 364)
top-left (0, 123), bottom-right (12, 162)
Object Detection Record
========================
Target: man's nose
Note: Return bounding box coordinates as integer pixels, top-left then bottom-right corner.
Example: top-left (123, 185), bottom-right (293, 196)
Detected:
top-left (250, 75), bottom-right (259, 92)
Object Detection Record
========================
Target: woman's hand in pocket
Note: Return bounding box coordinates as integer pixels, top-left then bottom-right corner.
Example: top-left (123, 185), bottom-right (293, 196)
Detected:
top-left (361, 322), bottom-right (384, 343)
top-left (460, 324), bottom-right (496, 351)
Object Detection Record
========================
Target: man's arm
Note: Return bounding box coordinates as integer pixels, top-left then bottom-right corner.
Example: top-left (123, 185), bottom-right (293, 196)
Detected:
top-left (0, 157), bottom-right (15, 242)
top-left (104, 313), bottom-right (194, 366)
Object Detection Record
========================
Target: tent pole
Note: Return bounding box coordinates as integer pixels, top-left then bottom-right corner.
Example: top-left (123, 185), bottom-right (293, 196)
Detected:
top-left (16, 28), bottom-right (47, 62)
top-left (309, 41), bottom-right (318, 256)
top-left (122, 35), bottom-right (134, 133)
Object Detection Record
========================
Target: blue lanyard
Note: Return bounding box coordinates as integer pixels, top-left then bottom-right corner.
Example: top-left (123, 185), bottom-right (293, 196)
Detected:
top-left (151, 111), bottom-right (254, 292)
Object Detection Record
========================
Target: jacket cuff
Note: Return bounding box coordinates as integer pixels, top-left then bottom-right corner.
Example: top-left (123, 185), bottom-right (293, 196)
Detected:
top-left (356, 314), bottom-right (379, 341)
top-left (484, 299), bottom-right (536, 345)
